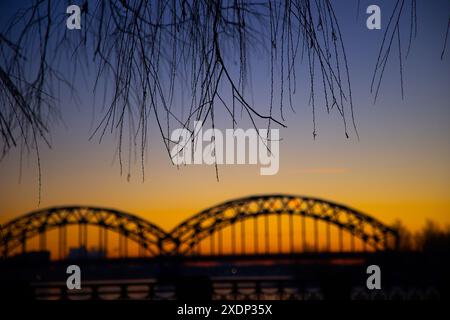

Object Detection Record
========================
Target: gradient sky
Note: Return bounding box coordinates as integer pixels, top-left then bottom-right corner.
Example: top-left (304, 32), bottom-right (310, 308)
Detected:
top-left (0, 0), bottom-right (449, 234)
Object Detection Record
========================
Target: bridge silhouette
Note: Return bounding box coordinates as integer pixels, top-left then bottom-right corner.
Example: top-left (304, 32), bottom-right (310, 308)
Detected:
top-left (1, 195), bottom-right (446, 301)
top-left (1, 194), bottom-right (398, 259)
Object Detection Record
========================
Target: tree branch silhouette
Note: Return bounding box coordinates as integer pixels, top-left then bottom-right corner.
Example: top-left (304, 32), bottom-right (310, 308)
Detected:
top-left (0, 1), bottom-right (447, 200)
top-left (0, 0), bottom-right (359, 186)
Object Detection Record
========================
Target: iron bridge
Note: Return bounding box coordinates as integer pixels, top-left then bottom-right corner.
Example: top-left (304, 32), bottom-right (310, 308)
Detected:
top-left (0, 194), bottom-right (399, 259)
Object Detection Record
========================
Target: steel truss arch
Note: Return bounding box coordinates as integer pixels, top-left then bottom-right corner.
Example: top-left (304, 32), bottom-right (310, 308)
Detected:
top-left (170, 194), bottom-right (399, 254)
top-left (1, 195), bottom-right (399, 258)
top-left (0, 206), bottom-right (170, 257)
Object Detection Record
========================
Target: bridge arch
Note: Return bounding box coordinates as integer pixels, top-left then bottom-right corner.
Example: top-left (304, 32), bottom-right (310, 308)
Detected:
top-left (1, 195), bottom-right (399, 259)
top-left (170, 194), bottom-right (399, 255)
top-left (0, 206), bottom-right (170, 258)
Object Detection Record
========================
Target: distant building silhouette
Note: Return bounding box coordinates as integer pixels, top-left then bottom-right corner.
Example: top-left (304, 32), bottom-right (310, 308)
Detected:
top-left (68, 246), bottom-right (106, 260)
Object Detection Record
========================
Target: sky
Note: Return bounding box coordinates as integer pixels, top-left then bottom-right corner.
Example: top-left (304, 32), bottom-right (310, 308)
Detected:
top-left (0, 0), bottom-right (449, 237)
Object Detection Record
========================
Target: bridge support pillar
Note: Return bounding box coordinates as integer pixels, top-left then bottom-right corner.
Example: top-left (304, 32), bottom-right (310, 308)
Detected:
top-left (21, 236), bottom-right (26, 254)
top-left (58, 225), bottom-right (67, 260)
